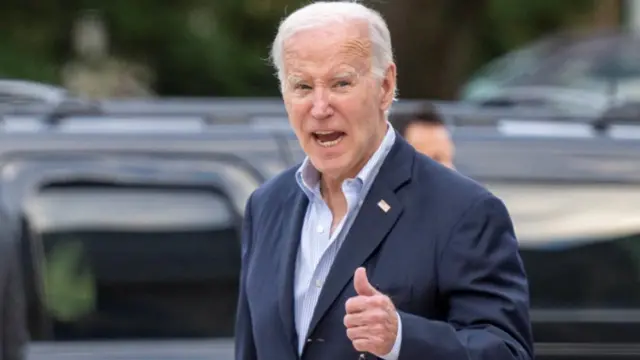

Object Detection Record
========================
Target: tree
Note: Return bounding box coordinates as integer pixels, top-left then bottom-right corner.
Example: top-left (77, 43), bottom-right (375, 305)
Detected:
top-left (369, 0), bottom-right (596, 99)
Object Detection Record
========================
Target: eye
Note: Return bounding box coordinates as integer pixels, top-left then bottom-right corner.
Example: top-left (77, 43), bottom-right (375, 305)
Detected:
top-left (294, 83), bottom-right (312, 90)
top-left (334, 80), bottom-right (351, 88)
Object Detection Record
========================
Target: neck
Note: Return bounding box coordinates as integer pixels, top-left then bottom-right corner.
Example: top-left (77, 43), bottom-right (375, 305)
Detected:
top-left (320, 176), bottom-right (344, 200)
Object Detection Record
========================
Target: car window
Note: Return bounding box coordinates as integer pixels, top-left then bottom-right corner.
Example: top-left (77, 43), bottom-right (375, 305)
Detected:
top-left (479, 33), bottom-right (640, 99)
top-left (485, 182), bottom-right (640, 309)
top-left (24, 185), bottom-right (241, 340)
top-left (459, 34), bottom-right (577, 100)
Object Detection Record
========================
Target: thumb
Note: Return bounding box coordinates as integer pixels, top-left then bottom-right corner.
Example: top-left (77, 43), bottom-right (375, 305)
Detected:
top-left (353, 267), bottom-right (377, 296)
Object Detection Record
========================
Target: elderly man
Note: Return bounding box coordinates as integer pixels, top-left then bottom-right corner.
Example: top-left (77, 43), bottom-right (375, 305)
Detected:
top-left (235, 2), bottom-right (533, 360)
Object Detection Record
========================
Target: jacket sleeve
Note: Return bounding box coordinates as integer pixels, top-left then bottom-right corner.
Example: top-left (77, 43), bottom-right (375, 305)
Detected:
top-left (234, 193), bottom-right (257, 360)
top-left (3, 240), bottom-right (28, 360)
top-left (398, 194), bottom-right (534, 360)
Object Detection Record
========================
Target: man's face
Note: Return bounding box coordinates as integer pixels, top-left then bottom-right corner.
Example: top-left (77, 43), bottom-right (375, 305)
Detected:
top-left (405, 122), bottom-right (455, 169)
top-left (281, 21), bottom-right (396, 181)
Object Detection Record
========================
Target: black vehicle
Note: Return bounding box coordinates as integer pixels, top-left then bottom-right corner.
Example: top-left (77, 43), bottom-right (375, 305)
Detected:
top-left (1, 91), bottom-right (639, 359)
top-left (0, 111), bottom-right (296, 359)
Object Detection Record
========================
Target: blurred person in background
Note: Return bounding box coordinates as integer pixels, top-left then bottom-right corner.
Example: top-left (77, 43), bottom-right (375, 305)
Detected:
top-left (235, 1), bottom-right (533, 360)
top-left (62, 10), bottom-right (154, 99)
top-left (0, 215), bottom-right (28, 360)
top-left (393, 105), bottom-right (455, 169)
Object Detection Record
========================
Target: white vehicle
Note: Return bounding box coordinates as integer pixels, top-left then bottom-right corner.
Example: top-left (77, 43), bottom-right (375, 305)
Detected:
top-left (460, 29), bottom-right (640, 119)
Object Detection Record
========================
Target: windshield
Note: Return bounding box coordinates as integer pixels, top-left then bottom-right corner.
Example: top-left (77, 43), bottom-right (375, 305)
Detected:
top-left (461, 31), bottom-right (640, 102)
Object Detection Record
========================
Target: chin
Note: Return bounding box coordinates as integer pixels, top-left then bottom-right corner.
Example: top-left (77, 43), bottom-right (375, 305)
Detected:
top-left (309, 154), bottom-right (355, 180)
top-left (305, 137), bottom-right (358, 173)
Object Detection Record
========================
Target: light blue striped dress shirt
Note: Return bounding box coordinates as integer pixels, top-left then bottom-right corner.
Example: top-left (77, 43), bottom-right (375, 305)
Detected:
top-left (293, 123), bottom-right (402, 359)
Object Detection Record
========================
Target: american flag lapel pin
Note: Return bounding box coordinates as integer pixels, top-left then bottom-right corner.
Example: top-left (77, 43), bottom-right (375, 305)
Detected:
top-left (377, 199), bottom-right (390, 213)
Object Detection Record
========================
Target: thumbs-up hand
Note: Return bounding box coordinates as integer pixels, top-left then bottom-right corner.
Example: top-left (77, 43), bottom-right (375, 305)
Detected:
top-left (344, 267), bottom-right (398, 357)
top-left (353, 267), bottom-right (378, 296)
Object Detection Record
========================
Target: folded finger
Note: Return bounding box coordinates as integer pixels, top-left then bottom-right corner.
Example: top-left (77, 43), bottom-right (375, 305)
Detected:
top-left (346, 325), bottom-right (368, 341)
top-left (351, 338), bottom-right (373, 353)
top-left (343, 313), bottom-right (369, 328)
top-left (345, 296), bottom-right (368, 313)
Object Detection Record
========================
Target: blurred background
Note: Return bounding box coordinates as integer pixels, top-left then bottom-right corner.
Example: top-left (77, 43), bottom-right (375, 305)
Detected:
top-left (3, 1), bottom-right (640, 360)
top-left (1, 0), bottom-right (637, 100)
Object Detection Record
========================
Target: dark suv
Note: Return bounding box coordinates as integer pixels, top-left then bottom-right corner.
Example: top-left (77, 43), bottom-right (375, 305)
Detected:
top-left (0, 111), bottom-right (295, 359)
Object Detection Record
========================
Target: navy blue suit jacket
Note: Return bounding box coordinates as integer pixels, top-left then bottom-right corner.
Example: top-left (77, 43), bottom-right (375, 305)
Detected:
top-left (235, 134), bottom-right (534, 360)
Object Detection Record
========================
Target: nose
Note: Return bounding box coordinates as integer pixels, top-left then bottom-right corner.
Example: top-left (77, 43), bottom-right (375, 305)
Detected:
top-left (310, 87), bottom-right (333, 119)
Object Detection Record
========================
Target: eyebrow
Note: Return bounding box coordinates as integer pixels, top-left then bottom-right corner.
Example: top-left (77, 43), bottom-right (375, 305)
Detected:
top-left (333, 72), bottom-right (357, 79)
top-left (285, 71), bottom-right (359, 87)
top-left (286, 75), bottom-right (304, 84)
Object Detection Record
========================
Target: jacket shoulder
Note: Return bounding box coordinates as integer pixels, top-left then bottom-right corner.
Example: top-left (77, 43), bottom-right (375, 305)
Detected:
top-left (411, 153), bottom-right (498, 213)
top-left (248, 164), bottom-right (300, 210)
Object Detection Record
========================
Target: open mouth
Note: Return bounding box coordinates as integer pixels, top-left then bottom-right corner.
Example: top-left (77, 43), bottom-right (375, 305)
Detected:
top-left (313, 131), bottom-right (345, 148)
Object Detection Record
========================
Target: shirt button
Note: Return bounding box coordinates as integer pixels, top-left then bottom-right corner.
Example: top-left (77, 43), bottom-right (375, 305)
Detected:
top-left (315, 279), bottom-right (323, 288)
top-left (316, 225), bottom-right (324, 233)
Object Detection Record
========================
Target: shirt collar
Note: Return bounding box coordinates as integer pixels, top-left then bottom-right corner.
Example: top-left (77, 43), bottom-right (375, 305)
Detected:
top-left (295, 122), bottom-right (396, 199)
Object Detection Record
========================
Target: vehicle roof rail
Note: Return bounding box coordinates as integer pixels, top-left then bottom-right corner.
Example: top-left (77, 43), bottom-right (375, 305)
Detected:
top-left (42, 97), bottom-right (104, 126)
top-left (591, 101), bottom-right (640, 134)
top-left (432, 102), bottom-right (640, 125)
top-left (2, 94), bottom-right (639, 136)
top-left (0, 79), bottom-right (67, 105)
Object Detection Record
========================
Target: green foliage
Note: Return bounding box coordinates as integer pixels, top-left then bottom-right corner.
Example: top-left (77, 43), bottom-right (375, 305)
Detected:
top-left (0, 0), bottom-right (600, 97)
top-left (0, 1), bottom-right (67, 83)
top-left (89, 0), bottom-right (311, 96)
top-left (42, 240), bottom-right (96, 322)
top-left (476, 0), bottom-right (596, 69)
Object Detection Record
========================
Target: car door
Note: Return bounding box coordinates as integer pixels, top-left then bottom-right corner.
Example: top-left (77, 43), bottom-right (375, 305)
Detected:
top-left (485, 180), bottom-right (640, 360)
top-left (0, 152), bottom-right (263, 360)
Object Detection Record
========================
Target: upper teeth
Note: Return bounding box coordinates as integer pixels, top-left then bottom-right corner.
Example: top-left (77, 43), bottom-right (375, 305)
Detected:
top-left (315, 131), bottom-right (335, 135)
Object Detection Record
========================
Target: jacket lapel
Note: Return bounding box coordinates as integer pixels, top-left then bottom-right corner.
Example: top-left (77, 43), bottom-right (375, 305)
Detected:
top-left (278, 189), bottom-right (308, 355)
top-left (303, 135), bottom-right (414, 341)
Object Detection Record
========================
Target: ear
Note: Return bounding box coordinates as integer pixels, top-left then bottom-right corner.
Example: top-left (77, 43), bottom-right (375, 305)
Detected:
top-left (380, 62), bottom-right (397, 112)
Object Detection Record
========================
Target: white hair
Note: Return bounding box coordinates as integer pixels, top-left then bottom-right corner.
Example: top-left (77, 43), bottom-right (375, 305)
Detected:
top-left (269, 1), bottom-right (396, 95)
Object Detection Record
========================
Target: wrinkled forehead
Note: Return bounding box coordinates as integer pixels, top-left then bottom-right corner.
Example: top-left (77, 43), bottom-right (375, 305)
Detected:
top-left (283, 21), bottom-right (372, 77)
